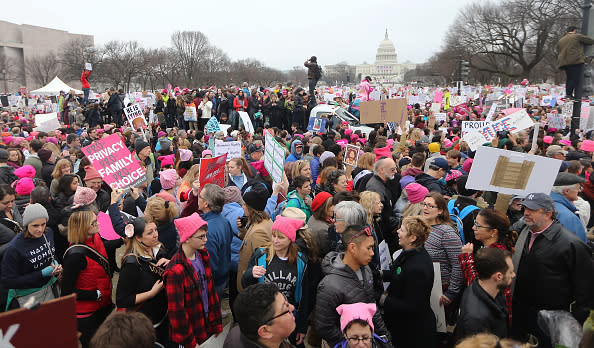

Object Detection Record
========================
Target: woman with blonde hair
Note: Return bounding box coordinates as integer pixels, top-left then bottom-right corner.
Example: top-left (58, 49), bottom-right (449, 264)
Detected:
top-left (226, 157), bottom-right (255, 190)
top-left (116, 217), bottom-right (170, 346)
top-left (50, 158), bottom-right (74, 199)
top-left (144, 196), bottom-right (179, 258)
top-left (292, 159), bottom-right (312, 181)
top-left (352, 152), bottom-right (376, 192)
top-left (61, 209), bottom-right (123, 348)
top-left (456, 333), bottom-right (535, 348)
top-left (178, 163), bottom-right (199, 202)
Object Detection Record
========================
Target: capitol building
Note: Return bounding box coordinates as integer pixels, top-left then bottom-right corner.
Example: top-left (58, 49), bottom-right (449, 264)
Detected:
top-left (354, 30), bottom-right (416, 85)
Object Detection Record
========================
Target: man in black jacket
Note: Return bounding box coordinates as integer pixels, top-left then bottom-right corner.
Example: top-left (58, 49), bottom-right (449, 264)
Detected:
top-left (457, 248), bottom-right (514, 339)
top-left (512, 192), bottom-right (594, 348)
top-left (0, 149), bottom-right (17, 185)
top-left (107, 88), bottom-right (125, 127)
top-left (415, 157), bottom-right (448, 194)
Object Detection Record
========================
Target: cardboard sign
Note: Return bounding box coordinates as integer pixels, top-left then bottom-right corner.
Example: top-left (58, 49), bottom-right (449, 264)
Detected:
top-left (81, 134), bottom-right (147, 190)
top-left (199, 154), bottom-right (227, 188)
top-left (238, 111), bottom-right (255, 134)
top-left (124, 104), bottom-right (146, 130)
top-left (343, 144), bottom-right (360, 167)
top-left (214, 141), bottom-right (242, 161)
top-left (34, 113), bottom-right (60, 132)
top-left (264, 132), bottom-right (285, 183)
top-left (307, 117), bottom-right (327, 133)
top-left (0, 295), bottom-right (78, 348)
top-left (184, 106), bottom-right (197, 121)
top-left (359, 98), bottom-right (407, 125)
top-left (466, 146), bottom-right (561, 196)
top-left (462, 109), bottom-right (534, 151)
top-left (84, 62), bottom-right (92, 71)
top-left (205, 116), bottom-right (221, 134)
top-left (461, 121), bottom-right (492, 136)
top-left (430, 263), bottom-right (447, 333)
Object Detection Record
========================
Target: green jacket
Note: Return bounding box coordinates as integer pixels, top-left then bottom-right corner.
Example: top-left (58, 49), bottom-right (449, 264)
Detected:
top-left (285, 190), bottom-right (313, 221)
top-left (557, 32), bottom-right (594, 68)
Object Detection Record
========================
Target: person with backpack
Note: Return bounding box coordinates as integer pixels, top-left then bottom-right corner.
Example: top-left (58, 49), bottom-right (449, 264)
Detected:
top-left (304, 56), bottom-right (322, 96)
top-left (448, 175), bottom-right (487, 248)
top-left (241, 216), bottom-right (312, 347)
top-left (284, 175), bottom-right (313, 221)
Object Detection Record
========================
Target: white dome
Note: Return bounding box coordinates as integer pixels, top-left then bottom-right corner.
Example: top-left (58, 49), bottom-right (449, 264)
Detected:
top-left (375, 29), bottom-right (398, 64)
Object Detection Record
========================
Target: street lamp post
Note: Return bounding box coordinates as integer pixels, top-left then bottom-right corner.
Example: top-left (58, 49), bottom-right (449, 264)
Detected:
top-left (1, 69), bottom-right (6, 94)
top-left (571, 0), bottom-right (593, 137)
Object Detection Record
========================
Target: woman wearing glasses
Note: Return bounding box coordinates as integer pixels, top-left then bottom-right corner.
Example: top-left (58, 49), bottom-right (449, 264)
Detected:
top-left (241, 216), bottom-right (311, 347)
top-left (61, 209), bottom-right (124, 348)
top-left (458, 208), bottom-right (514, 326)
top-left (164, 213), bottom-right (222, 348)
top-left (421, 192), bottom-right (463, 324)
top-left (334, 302), bottom-right (391, 348)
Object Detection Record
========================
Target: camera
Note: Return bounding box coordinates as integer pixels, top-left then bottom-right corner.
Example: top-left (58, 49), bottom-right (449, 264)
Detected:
top-left (239, 216), bottom-right (248, 228)
top-left (496, 130), bottom-right (509, 138)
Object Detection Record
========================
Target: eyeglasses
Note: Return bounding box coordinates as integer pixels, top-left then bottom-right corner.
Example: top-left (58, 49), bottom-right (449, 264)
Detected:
top-left (346, 226), bottom-right (373, 245)
top-left (473, 220), bottom-right (492, 230)
top-left (422, 202), bottom-right (437, 209)
top-left (262, 294), bottom-right (292, 324)
top-left (346, 336), bottom-right (372, 344)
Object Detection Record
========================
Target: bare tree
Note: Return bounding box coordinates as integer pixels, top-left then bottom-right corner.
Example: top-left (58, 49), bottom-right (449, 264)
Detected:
top-left (58, 37), bottom-right (99, 81)
top-left (100, 40), bottom-right (146, 91)
top-left (171, 31), bottom-right (210, 86)
top-left (26, 53), bottom-right (61, 87)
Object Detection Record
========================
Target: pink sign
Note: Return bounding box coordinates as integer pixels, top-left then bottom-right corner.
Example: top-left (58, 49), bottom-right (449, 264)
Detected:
top-left (434, 91), bottom-right (443, 103)
top-left (97, 212), bottom-right (121, 240)
top-left (81, 134), bottom-right (147, 190)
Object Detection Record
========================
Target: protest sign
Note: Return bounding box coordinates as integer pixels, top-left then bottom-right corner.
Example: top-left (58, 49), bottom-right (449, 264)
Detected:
top-left (561, 102), bottom-right (573, 118)
top-left (0, 294), bottom-right (78, 348)
top-left (84, 62), bottom-right (92, 71)
top-left (123, 104), bottom-right (146, 130)
top-left (430, 263), bottom-right (447, 333)
top-left (97, 212), bottom-right (121, 240)
top-left (82, 134), bottom-right (147, 190)
top-left (238, 111), bottom-right (255, 134)
top-left (434, 113), bottom-right (446, 123)
top-left (343, 144), bottom-right (360, 167)
top-left (199, 154), bottom-right (227, 188)
top-left (184, 106), bottom-right (197, 121)
top-left (485, 102), bottom-right (498, 121)
top-left (307, 117), bottom-right (327, 133)
top-left (34, 112), bottom-right (60, 132)
top-left (205, 116), bottom-right (221, 134)
top-left (462, 109), bottom-right (534, 151)
top-left (466, 146), bottom-right (561, 196)
top-left (430, 103), bottom-right (441, 113)
top-left (264, 132), bottom-right (285, 183)
top-left (450, 95), bottom-right (465, 107)
top-left (214, 141), bottom-right (242, 161)
top-left (461, 121), bottom-right (492, 136)
top-left (433, 91), bottom-right (443, 103)
top-left (547, 114), bottom-right (566, 129)
top-left (369, 90), bottom-right (381, 101)
top-left (359, 98), bottom-right (407, 124)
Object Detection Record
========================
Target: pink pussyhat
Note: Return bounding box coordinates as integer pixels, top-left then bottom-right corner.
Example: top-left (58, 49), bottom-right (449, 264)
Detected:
top-left (336, 303), bottom-right (376, 333)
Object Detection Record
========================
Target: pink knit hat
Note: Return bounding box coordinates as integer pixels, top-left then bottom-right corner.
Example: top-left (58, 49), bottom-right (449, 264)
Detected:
top-left (344, 129), bottom-right (353, 136)
top-left (202, 150), bottom-right (212, 157)
top-left (160, 169), bottom-right (179, 190)
top-left (178, 149), bottom-right (192, 162)
top-left (175, 213), bottom-right (208, 243)
top-left (374, 145), bottom-right (392, 161)
top-left (462, 158), bottom-right (474, 174)
top-left (405, 183), bottom-right (429, 204)
top-left (559, 139), bottom-right (571, 146)
top-left (72, 186), bottom-right (97, 209)
top-left (543, 135), bottom-right (553, 144)
top-left (158, 154), bottom-right (175, 167)
top-left (336, 303), bottom-right (376, 333)
top-left (271, 216), bottom-right (304, 242)
top-left (14, 165), bottom-right (36, 178)
top-left (15, 178), bottom-right (35, 196)
top-left (582, 139), bottom-right (594, 152)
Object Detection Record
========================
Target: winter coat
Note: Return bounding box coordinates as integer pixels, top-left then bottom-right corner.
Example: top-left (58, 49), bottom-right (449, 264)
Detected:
top-left (557, 32), bottom-right (594, 68)
top-left (0, 218), bottom-right (19, 260)
top-left (285, 140), bottom-right (304, 163)
top-left (285, 190), bottom-right (313, 221)
top-left (80, 70), bottom-right (91, 89)
top-left (315, 251), bottom-right (390, 347)
top-left (415, 172), bottom-right (442, 194)
top-left (233, 97), bottom-right (248, 112)
top-left (201, 211), bottom-right (233, 288)
top-left (41, 162), bottom-right (55, 188)
top-left (107, 93), bottom-right (124, 112)
top-left (308, 216), bottom-right (331, 258)
top-left (0, 166), bottom-right (17, 185)
top-left (223, 325), bottom-right (295, 348)
top-left (237, 218), bottom-right (273, 292)
top-left (513, 220), bottom-right (594, 323)
top-left (382, 246), bottom-right (435, 348)
top-left (425, 223), bottom-right (463, 301)
top-left (304, 61), bottom-right (319, 80)
top-left (23, 154), bottom-right (42, 179)
top-left (221, 202), bottom-right (244, 272)
top-left (550, 192), bottom-right (587, 242)
top-left (248, 96), bottom-right (260, 118)
top-left (156, 220), bottom-right (180, 259)
top-left (457, 280), bottom-right (508, 339)
top-left (364, 175), bottom-right (400, 253)
top-left (357, 79), bottom-right (372, 102)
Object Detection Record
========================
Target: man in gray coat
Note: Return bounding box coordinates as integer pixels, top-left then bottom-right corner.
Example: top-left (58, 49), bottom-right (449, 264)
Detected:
top-left (557, 26), bottom-right (594, 99)
top-left (315, 225), bottom-right (391, 347)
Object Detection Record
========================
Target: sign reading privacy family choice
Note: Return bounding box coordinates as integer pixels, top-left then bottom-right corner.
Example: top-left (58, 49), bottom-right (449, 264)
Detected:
top-left (82, 134), bottom-right (147, 190)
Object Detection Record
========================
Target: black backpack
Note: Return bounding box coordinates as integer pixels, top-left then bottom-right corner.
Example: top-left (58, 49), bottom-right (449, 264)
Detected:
top-left (314, 65), bottom-right (323, 80)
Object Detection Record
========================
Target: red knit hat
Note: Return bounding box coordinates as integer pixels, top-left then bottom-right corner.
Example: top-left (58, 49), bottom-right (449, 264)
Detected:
top-left (271, 216), bottom-right (304, 242)
top-left (311, 191), bottom-right (332, 212)
top-left (84, 165), bottom-right (101, 182)
top-left (175, 213), bottom-right (208, 243)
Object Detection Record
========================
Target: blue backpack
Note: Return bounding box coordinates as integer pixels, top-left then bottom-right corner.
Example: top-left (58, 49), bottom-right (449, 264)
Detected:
top-left (447, 199), bottom-right (480, 244)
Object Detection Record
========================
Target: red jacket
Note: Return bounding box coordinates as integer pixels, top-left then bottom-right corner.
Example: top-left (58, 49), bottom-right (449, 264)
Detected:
top-left (164, 248), bottom-right (222, 347)
top-left (73, 233), bottom-right (112, 316)
top-left (233, 97), bottom-right (248, 112)
top-left (80, 70), bottom-right (92, 89)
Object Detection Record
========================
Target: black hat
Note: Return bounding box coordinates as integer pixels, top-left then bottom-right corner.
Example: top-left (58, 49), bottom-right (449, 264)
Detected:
top-left (135, 140), bottom-right (150, 154)
top-left (554, 172), bottom-right (585, 186)
top-left (242, 186), bottom-right (268, 211)
top-left (456, 175), bottom-right (477, 197)
top-left (248, 143), bottom-right (263, 155)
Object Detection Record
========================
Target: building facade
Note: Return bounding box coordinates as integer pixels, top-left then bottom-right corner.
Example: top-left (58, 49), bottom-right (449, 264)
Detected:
top-left (355, 30), bottom-right (416, 86)
top-left (0, 20), bottom-right (93, 92)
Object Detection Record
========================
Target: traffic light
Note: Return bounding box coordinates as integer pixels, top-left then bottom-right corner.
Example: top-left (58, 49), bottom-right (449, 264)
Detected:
top-left (461, 60), bottom-right (470, 80)
top-left (584, 63), bottom-right (594, 97)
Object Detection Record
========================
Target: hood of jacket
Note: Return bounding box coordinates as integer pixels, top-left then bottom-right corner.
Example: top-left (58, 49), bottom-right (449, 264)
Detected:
top-left (415, 172), bottom-right (438, 187)
top-left (321, 251), bottom-right (359, 279)
top-left (550, 191), bottom-right (578, 213)
top-left (401, 167), bottom-right (423, 178)
top-left (290, 140), bottom-right (304, 160)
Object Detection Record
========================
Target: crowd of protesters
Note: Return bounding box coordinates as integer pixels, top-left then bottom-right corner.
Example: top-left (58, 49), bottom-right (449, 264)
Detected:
top-left (0, 70), bottom-right (594, 348)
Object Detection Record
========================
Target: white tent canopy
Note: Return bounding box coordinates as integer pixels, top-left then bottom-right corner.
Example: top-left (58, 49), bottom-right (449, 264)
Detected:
top-left (30, 76), bottom-right (83, 96)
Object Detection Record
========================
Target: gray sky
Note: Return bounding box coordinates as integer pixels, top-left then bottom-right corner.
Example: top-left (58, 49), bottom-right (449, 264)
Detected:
top-left (4, 0), bottom-right (477, 70)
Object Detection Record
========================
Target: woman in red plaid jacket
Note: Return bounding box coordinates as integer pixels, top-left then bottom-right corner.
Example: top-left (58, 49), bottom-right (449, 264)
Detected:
top-left (164, 213), bottom-right (222, 348)
top-left (458, 208), bottom-right (514, 329)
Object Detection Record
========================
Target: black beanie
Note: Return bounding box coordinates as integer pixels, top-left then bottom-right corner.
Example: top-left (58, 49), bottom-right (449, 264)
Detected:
top-left (135, 140), bottom-right (150, 154)
top-left (242, 187), bottom-right (268, 211)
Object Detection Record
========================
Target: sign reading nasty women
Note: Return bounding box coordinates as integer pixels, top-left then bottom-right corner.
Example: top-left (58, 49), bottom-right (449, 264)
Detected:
top-left (82, 134), bottom-right (147, 190)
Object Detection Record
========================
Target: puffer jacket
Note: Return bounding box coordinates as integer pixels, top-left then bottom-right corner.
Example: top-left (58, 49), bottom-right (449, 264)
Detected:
top-left (315, 251), bottom-right (390, 347)
top-left (457, 280), bottom-right (508, 339)
top-left (285, 140), bottom-right (303, 163)
top-left (415, 172), bottom-right (442, 194)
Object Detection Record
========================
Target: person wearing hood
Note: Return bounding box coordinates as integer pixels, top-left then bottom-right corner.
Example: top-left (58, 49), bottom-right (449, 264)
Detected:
top-left (415, 157), bottom-right (449, 194)
top-left (315, 225), bottom-right (390, 347)
top-left (0, 149), bottom-right (17, 185)
top-left (550, 172), bottom-right (587, 242)
top-left (286, 139), bottom-right (304, 163)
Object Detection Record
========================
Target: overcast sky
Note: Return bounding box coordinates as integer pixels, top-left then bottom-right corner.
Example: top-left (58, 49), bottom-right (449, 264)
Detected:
top-left (4, 0), bottom-right (478, 71)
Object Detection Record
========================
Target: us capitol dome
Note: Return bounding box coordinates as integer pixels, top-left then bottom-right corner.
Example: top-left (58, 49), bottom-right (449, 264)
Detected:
top-left (355, 30), bottom-right (416, 85)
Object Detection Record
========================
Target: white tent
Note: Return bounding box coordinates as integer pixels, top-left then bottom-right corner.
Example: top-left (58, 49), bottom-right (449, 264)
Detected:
top-left (30, 76), bottom-right (83, 96)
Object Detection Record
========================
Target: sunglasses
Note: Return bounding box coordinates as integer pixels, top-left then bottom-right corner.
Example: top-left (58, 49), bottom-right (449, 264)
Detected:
top-left (345, 226), bottom-right (373, 245)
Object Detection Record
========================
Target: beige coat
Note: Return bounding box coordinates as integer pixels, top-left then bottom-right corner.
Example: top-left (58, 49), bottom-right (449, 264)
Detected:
top-left (236, 219), bottom-right (272, 292)
top-left (557, 32), bottom-right (594, 68)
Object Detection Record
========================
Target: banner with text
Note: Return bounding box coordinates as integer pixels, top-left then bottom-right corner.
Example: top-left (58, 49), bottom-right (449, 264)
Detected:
top-left (214, 141), bottom-right (242, 161)
top-left (124, 104), bottom-right (146, 130)
top-left (462, 109), bottom-right (534, 151)
top-left (199, 154), bottom-right (227, 188)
